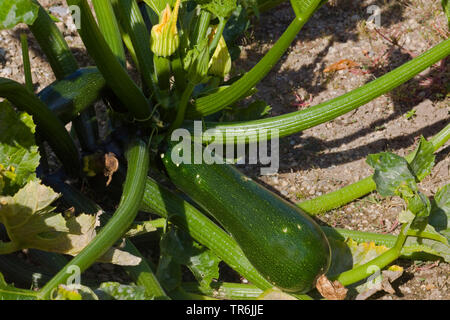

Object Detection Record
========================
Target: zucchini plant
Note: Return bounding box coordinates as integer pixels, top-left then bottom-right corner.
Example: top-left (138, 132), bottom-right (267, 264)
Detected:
top-left (0, 0), bottom-right (449, 300)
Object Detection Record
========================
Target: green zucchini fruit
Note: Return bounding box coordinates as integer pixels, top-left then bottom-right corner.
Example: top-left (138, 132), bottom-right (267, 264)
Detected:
top-left (38, 67), bottom-right (106, 124)
top-left (162, 143), bottom-right (331, 293)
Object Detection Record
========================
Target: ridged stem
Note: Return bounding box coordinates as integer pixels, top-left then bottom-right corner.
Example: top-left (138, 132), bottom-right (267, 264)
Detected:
top-left (37, 138), bottom-right (149, 299)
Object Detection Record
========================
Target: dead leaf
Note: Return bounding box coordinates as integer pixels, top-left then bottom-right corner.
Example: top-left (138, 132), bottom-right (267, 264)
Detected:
top-left (324, 59), bottom-right (359, 73)
top-left (316, 274), bottom-right (348, 300)
top-left (355, 266), bottom-right (403, 300)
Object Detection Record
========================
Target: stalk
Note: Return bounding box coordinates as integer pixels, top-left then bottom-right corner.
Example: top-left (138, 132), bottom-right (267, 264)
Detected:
top-left (20, 34), bottom-right (33, 92)
top-left (190, 39), bottom-right (450, 143)
top-left (28, 1), bottom-right (78, 79)
top-left (298, 123), bottom-right (450, 214)
top-left (0, 79), bottom-right (80, 175)
top-left (181, 282), bottom-right (263, 300)
top-left (37, 138), bottom-right (149, 299)
top-left (28, 1), bottom-right (98, 153)
top-left (113, 0), bottom-right (166, 106)
top-left (186, 0), bottom-right (323, 118)
top-left (92, 0), bottom-right (127, 66)
top-left (43, 174), bottom-right (167, 299)
top-left (66, 0), bottom-right (152, 121)
top-left (333, 225), bottom-right (409, 286)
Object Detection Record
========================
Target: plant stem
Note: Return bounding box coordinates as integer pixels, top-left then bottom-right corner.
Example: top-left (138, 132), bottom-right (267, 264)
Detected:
top-left (67, 0), bottom-right (152, 121)
top-left (187, 0), bottom-right (322, 118)
top-left (20, 34), bottom-right (33, 92)
top-left (37, 138), bottom-right (149, 299)
top-left (333, 224), bottom-right (409, 286)
top-left (192, 39), bottom-right (450, 144)
top-left (169, 83), bottom-right (196, 133)
top-left (298, 123), bottom-right (450, 215)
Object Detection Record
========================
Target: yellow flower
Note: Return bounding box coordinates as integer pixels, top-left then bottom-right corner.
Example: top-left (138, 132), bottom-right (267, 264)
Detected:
top-left (209, 34), bottom-right (231, 77)
top-left (150, 0), bottom-right (181, 57)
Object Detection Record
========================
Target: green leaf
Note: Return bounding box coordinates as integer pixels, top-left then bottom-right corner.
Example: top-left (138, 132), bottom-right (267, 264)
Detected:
top-left (401, 236), bottom-right (450, 263)
top-left (429, 184), bottom-right (450, 240)
top-left (409, 136), bottom-right (435, 181)
top-left (0, 273), bottom-right (37, 300)
top-left (96, 282), bottom-right (152, 300)
top-left (407, 192), bottom-right (431, 229)
top-left (366, 152), bottom-right (417, 197)
top-left (159, 228), bottom-right (221, 288)
top-left (257, 287), bottom-right (297, 300)
top-left (195, 0), bottom-right (237, 18)
top-left (0, 0), bottom-right (39, 29)
top-left (0, 101), bottom-right (40, 195)
top-left (184, 39), bottom-right (210, 84)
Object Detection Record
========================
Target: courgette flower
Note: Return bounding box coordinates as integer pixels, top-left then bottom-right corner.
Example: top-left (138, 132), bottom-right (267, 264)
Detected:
top-left (150, 0), bottom-right (181, 57)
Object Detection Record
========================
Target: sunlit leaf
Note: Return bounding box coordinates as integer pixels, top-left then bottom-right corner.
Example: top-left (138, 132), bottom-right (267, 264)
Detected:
top-left (0, 101), bottom-right (40, 195)
top-left (429, 184), bottom-right (450, 240)
top-left (0, 0), bottom-right (39, 29)
top-left (195, 0), bottom-right (237, 18)
top-left (366, 152), bottom-right (417, 197)
top-left (96, 282), bottom-right (151, 300)
top-left (409, 136), bottom-right (435, 181)
top-left (257, 287), bottom-right (297, 300)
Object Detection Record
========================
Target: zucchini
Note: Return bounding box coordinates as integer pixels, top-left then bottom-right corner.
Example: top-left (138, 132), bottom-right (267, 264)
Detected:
top-left (37, 67), bottom-right (106, 124)
top-left (162, 144), bottom-right (331, 293)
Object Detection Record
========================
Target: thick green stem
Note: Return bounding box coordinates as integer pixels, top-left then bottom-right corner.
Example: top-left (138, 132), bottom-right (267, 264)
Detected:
top-left (190, 39), bottom-right (450, 144)
top-left (169, 83), bottom-right (196, 133)
top-left (92, 0), bottom-right (127, 66)
top-left (298, 123), bottom-right (450, 215)
top-left (37, 138), bottom-right (149, 299)
top-left (333, 224), bottom-right (408, 286)
top-left (186, 0), bottom-right (322, 118)
top-left (20, 34), bottom-right (33, 92)
top-left (66, 0), bottom-right (152, 121)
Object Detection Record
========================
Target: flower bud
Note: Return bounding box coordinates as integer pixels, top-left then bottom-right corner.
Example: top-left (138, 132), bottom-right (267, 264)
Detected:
top-left (150, 0), bottom-right (181, 57)
top-left (209, 35), bottom-right (231, 77)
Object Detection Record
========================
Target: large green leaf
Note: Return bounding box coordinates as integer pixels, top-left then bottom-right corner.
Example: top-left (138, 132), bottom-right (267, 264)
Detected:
top-left (195, 0), bottom-right (237, 18)
top-left (0, 0), bottom-right (39, 29)
top-left (0, 101), bottom-right (40, 195)
top-left (409, 136), bottom-right (435, 181)
top-left (366, 152), bottom-right (417, 197)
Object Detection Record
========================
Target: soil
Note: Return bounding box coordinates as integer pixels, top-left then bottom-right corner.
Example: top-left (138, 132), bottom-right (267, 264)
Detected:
top-left (0, 0), bottom-right (448, 300)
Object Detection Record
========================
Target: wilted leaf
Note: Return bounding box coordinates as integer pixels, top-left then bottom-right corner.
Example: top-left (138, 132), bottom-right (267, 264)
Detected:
top-left (401, 236), bottom-right (450, 263)
top-left (0, 101), bottom-right (40, 195)
top-left (0, 180), bottom-right (140, 266)
top-left (346, 238), bottom-right (389, 267)
top-left (324, 59), bottom-right (359, 73)
top-left (0, 0), bottom-right (39, 29)
top-left (355, 266), bottom-right (403, 300)
top-left (96, 282), bottom-right (152, 300)
top-left (316, 274), bottom-right (347, 300)
top-left (53, 284), bottom-right (98, 300)
top-left (257, 287), bottom-right (297, 300)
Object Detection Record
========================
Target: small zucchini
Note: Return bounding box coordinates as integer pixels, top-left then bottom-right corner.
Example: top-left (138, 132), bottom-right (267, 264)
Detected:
top-left (162, 144), bottom-right (331, 293)
top-left (37, 67), bottom-right (106, 124)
